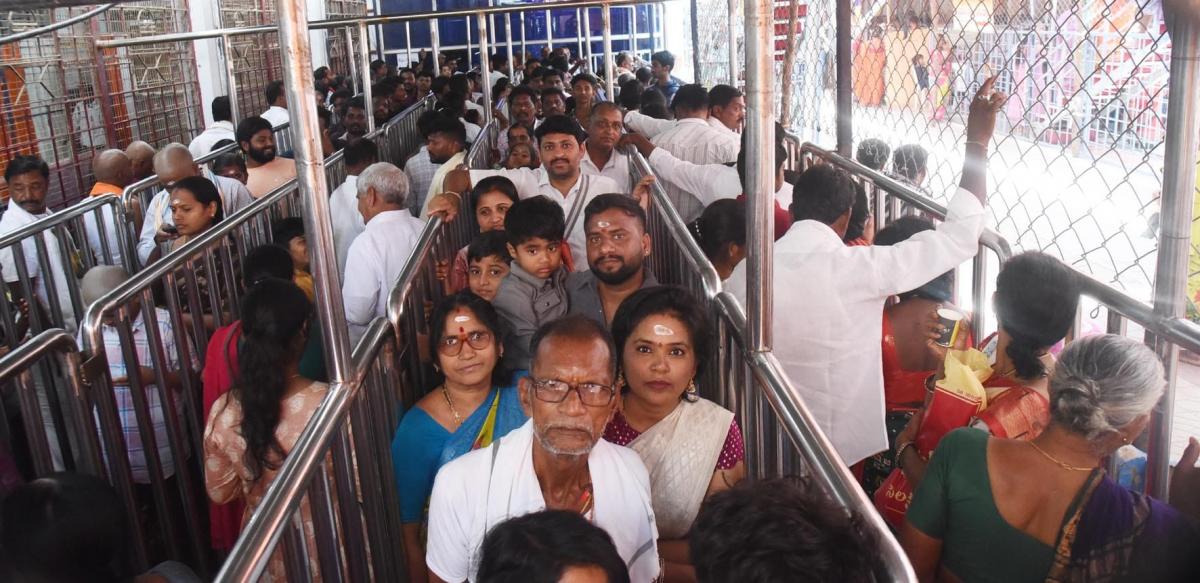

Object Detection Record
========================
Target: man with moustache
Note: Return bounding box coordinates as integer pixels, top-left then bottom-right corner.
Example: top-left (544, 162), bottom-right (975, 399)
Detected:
top-left (236, 116), bottom-right (296, 198)
top-left (429, 115), bottom-right (622, 270)
top-left (0, 155), bottom-right (77, 330)
top-left (426, 315), bottom-right (660, 583)
top-left (568, 194), bottom-right (658, 327)
top-left (580, 103), bottom-right (634, 192)
top-left (496, 85), bottom-right (539, 158)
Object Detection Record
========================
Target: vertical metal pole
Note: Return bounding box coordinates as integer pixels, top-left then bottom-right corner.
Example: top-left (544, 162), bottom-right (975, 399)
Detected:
top-left (744, 0), bottom-right (774, 352)
top-left (546, 8), bottom-right (553, 55)
top-left (359, 21), bottom-right (376, 133)
top-left (576, 8), bottom-right (585, 61)
top-left (478, 12), bottom-right (493, 127)
top-left (221, 34), bottom-right (241, 124)
top-left (727, 0), bottom-right (738, 85)
top-left (430, 0), bottom-right (441, 72)
top-left (467, 15), bottom-right (474, 69)
top-left (521, 12), bottom-right (527, 60)
top-left (835, 0), bottom-right (852, 156)
top-left (505, 13), bottom-right (515, 84)
top-left (277, 0), bottom-right (351, 382)
top-left (690, 0), bottom-right (702, 82)
top-left (602, 4), bottom-right (615, 99)
top-left (1148, 14), bottom-right (1200, 500)
top-left (343, 27), bottom-right (358, 93)
top-left (405, 21), bottom-right (413, 68)
top-left (583, 7), bottom-right (593, 72)
top-left (630, 5), bottom-right (639, 58)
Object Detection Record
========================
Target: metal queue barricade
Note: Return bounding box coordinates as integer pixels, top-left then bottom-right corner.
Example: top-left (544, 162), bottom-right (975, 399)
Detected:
top-left (214, 213), bottom-right (466, 581)
top-left (0, 195), bottom-right (136, 342)
top-left (791, 138), bottom-right (1200, 499)
top-left (629, 148), bottom-right (918, 581)
top-left (77, 181), bottom-right (306, 576)
top-left (120, 123), bottom-right (296, 240)
top-left (61, 99), bottom-right (438, 575)
top-left (791, 138), bottom-right (1013, 341)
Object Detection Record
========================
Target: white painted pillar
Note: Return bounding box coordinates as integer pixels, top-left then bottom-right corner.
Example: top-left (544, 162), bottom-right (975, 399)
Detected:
top-left (189, 2), bottom-right (223, 126)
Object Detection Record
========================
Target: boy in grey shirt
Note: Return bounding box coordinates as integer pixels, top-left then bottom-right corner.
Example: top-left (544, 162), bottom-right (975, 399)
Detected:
top-left (492, 195), bottom-right (569, 370)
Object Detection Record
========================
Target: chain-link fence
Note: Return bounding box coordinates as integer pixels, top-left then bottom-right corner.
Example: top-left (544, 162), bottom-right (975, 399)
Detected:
top-left (848, 0), bottom-right (1170, 303)
top-left (696, 0), bottom-right (1173, 303)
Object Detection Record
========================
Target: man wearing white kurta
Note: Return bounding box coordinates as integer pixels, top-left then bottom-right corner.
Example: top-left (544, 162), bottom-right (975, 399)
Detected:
top-left (342, 162), bottom-right (424, 345)
top-left (188, 96), bottom-right (237, 159)
top-left (426, 315), bottom-right (659, 583)
top-left (330, 139), bottom-right (378, 277)
top-left (728, 81), bottom-right (1005, 465)
top-left (428, 116), bottom-right (622, 271)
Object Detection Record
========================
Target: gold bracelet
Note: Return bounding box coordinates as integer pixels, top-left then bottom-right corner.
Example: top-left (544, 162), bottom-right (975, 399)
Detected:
top-left (895, 441), bottom-right (916, 469)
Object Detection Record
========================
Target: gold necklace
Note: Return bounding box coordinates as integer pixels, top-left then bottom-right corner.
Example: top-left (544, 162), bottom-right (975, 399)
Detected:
top-left (1029, 441), bottom-right (1095, 472)
top-left (441, 386), bottom-right (463, 427)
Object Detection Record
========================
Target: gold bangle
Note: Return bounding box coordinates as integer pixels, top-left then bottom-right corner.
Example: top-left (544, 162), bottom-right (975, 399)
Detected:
top-left (896, 441), bottom-right (916, 469)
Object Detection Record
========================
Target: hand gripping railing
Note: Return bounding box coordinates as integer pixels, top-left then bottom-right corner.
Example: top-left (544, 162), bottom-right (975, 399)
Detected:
top-left (790, 137), bottom-right (1200, 499)
top-left (0, 195), bottom-right (135, 339)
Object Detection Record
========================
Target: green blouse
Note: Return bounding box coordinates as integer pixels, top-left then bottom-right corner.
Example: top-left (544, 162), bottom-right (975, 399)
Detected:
top-left (906, 428), bottom-right (1055, 583)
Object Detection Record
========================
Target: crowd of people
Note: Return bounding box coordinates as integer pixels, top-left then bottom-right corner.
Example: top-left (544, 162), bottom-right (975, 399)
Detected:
top-left (0, 38), bottom-right (1198, 583)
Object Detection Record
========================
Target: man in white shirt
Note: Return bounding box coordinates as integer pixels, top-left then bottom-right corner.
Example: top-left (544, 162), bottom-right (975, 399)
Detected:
top-left (624, 84), bottom-right (740, 221)
top-left (330, 139), bottom-right (378, 278)
top-left (580, 103), bottom-right (633, 192)
top-left (450, 74), bottom-right (486, 118)
top-left (622, 128), bottom-right (793, 221)
top-left (427, 315), bottom-right (660, 583)
top-left (727, 80), bottom-right (1005, 465)
top-left (188, 96), bottom-right (237, 159)
top-left (429, 116), bottom-right (622, 270)
top-left (342, 162), bottom-right (424, 344)
top-left (237, 116), bottom-right (297, 198)
top-left (0, 155), bottom-right (77, 331)
top-left (487, 53), bottom-right (509, 89)
top-left (135, 144), bottom-right (254, 266)
top-left (260, 80), bottom-right (290, 128)
top-left (707, 84), bottom-right (746, 135)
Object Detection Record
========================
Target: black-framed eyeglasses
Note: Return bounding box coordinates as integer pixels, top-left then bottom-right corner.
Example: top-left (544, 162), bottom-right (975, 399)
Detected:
top-left (529, 377), bottom-right (616, 407)
top-left (437, 330), bottom-right (494, 356)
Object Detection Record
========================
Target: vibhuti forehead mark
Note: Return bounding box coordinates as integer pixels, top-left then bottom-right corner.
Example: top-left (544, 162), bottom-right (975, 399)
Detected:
top-left (596, 220), bottom-right (611, 229)
top-left (453, 315), bottom-right (472, 323)
top-left (653, 324), bottom-right (675, 336)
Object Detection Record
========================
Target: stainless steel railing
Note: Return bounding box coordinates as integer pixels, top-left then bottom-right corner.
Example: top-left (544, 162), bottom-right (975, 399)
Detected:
top-left (631, 146), bottom-right (917, 581)
top-left (791, 137), bottom-right (1200, 500)
top-left (218, 211), bottom-right (458, 581)
top-left (0, 195), bottom-right (134, 339)
top-left (793, 138), bottom-right (1011, 342)
top-left (120, 122), bottom-right (296, 241)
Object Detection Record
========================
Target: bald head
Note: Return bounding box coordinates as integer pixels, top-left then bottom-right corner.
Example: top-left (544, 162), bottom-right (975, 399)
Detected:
top-left (81, 265), bottom-right (130, 306)
top-left (126, 141), bottom-right (156, 181)
top-left (152, 143), bottom-right (199, 185)
top-left (92, 149), bottom-right (132, 188)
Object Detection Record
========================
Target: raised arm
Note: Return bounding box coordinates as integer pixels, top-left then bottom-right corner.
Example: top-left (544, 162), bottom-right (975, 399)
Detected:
top-left (959, 76), bottom-right (1006, 205)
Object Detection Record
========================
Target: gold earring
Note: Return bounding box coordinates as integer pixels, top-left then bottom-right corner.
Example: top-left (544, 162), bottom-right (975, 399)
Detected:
top-left (684, 379), bottom-right (699, 402)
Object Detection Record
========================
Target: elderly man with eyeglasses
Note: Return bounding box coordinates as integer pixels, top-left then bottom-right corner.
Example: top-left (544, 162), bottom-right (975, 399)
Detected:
top-left (426, 315), bottom-right (661, 583)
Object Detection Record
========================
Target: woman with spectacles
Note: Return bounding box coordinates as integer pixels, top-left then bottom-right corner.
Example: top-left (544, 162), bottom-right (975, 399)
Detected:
top-left (390, 292), bottom-right (528, 583)
top-left (605, 285), bottom-right (746, 583)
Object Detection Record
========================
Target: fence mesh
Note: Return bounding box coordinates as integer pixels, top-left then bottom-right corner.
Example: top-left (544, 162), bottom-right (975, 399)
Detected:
top-left (0, 1), bottom-right (196, 209)
top-left (696, 0), bottom-right (1173, 303)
